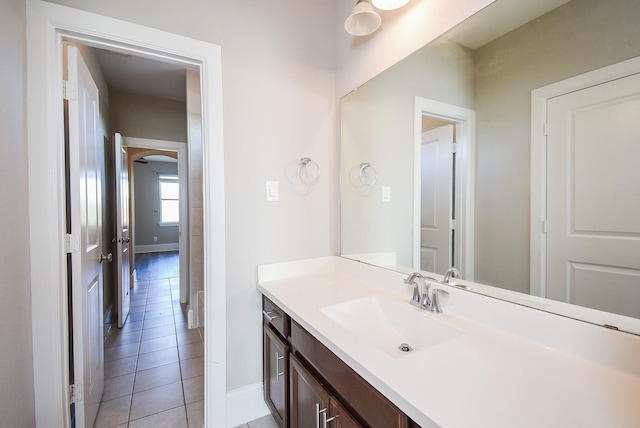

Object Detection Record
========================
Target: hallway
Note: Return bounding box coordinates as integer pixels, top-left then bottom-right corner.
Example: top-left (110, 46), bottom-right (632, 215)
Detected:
top-left (94, 252), bottom-right (204, 427)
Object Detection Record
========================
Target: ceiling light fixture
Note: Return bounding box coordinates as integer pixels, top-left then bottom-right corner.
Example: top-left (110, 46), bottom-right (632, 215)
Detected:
top-left (371, 0), bottom-right (410, 11)
top-left (344, 0), bottom-right (382, 37)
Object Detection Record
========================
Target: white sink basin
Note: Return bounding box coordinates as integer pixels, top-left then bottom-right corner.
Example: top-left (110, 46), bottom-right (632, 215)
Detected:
top-left (320, 296), bottom-right (464, 357)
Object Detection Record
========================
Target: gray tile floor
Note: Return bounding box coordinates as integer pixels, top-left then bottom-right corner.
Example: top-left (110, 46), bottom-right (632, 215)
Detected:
top-left (94, 254), bottom-right (204, 428)
top-left (234, 414), bottom-right (279, 428)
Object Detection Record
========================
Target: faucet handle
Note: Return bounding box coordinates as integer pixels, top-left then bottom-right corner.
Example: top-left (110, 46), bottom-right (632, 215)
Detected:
top-left (430, 288), bottom-right (449, 313)
top-left (420, 282), bottom-right (432, 308)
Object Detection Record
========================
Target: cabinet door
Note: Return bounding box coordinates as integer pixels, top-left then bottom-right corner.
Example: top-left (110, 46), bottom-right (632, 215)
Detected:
top-left (328, 397), bottom-right (362, 428)
top-left (264, 324), bottom-right (289, 427)
top-left (290, 355), bottom-right (330, 428)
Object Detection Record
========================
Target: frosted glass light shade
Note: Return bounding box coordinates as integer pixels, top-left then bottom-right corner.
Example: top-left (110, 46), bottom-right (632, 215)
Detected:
top-left (371, 0), bottom-right (410, 10)
top-left (344, 0), bottom-right (382, 37)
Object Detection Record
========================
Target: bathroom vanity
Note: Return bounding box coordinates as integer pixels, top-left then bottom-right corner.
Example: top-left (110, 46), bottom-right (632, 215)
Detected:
top-left (263, 294), bottom-right (419, 428)
top-left (258, 257), bottom-right (640, 428)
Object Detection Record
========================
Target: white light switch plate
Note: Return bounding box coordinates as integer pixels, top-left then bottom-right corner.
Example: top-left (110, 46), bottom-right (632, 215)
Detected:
top-left (381, 186), bottom-right (391, 202)
top-left (266, 181), bottom-right (279, 201)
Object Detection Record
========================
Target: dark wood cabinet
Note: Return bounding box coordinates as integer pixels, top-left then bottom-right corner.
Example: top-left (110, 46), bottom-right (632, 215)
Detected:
top-left (328, 397), bottom-right (362, 428)
top-left (290, 320), bottom-right (410, 428)
top-left (264, 324), bottom-right (289, 427)
top-left (290, 354), bottom-right (361, 428)
top-left (290, 354), bottom-right (331, 427)
top-left (262, 295), bottom-right (419, 428)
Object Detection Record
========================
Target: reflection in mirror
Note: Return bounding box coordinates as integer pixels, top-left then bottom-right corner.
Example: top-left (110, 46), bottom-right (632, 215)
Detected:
top-left (340, 0), bottom-right (640, 334)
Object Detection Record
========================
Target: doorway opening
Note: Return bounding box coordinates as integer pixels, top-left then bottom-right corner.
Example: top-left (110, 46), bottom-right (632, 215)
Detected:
top-left (27, 3), bottom-right (226, 427)
top-left (413, 96), bottom-right (476, 279)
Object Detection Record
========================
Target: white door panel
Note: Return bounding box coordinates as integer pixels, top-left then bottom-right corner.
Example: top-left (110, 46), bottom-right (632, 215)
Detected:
top-left (420, 125), bottom-right (453, 273)
top-left (114, 133), bottom-right (131, 328)
top-left (67, 45), bottom-right (104, 428)
top-left (546, 72), bottom-right (640, 318)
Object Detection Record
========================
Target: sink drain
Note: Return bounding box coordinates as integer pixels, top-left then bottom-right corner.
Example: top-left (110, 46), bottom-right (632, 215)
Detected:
top-left (398, 343), bottom-right (413, 352)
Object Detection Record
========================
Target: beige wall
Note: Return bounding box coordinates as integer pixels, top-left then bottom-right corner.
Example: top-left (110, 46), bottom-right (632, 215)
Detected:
top-left (473, 0), bottom-right (640, 292)
top-left (0, 0), bottom-right (36, 425)
top-left (5, 0), bottom-right (501, 411)
top-left (186, 70), bottom-right (204, 303)
top-left (45, 0), bottom-right (338, 391)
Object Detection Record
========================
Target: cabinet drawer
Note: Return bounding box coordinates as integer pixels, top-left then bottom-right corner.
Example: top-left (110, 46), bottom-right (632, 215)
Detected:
top-left (263, 296), bottom-right (289, 339)
top-left (291, 321), bottom-right (409, 428)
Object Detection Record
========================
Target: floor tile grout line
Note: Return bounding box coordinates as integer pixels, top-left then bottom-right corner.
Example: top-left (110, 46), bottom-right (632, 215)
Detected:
top-left (99, 252), bottom-right (196, 426)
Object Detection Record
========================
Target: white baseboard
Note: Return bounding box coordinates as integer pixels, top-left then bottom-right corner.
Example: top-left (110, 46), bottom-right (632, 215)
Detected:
top-left (134, 243), bottom-right (179, 253)
top-left (226, 382), bottom-right (269, 427)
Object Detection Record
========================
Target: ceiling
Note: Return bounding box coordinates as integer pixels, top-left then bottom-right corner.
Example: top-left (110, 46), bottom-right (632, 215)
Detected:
top-left (95, 48), bottom-right (188, 102)
top-left (445, 0), bottom-right (571, 50)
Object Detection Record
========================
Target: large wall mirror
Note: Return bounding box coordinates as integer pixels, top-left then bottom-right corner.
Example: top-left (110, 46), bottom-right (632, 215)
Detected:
top-left (340, 0), bottom-right (640, 334)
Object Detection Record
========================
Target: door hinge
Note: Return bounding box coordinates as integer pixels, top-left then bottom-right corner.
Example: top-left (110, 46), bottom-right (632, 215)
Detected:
top-left (542, 122), bottom-right (549, 136)
top-left (70, 383), bottom-right (83, 404)
top-left (63, 80), bottom-right (77, 101)
top-left (66, 233), bottom-right (80, 253)
top-left (542, 220), bottom-right (548, 233)
top-left (450, 219), bottom-right (457, 230)
top-left (452, 142), bottom-right (457, 154)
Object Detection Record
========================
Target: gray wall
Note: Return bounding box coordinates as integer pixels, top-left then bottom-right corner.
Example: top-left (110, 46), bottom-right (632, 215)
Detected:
top-left (110, 91), bottom-right (187, 142)
top-left (0, 0), bottom-right (35, 424)
top-left (341, 39), bottom-right (475, 267)
top-left (474, 0), bottom-right (640, 292)
top-left (133, 160), bottom-right (180, 248)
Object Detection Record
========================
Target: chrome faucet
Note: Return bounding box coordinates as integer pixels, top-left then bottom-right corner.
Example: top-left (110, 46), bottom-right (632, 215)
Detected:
top-left (404, 272), bottom-right (448, 313)
top-left (404, 272), bottom-right (429, 308)
top-left (443, 267), bottom-right (462, 284)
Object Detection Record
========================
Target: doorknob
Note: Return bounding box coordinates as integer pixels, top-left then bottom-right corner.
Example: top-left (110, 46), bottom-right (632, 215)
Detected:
top-left (99, 253), bottom-right (113, 263)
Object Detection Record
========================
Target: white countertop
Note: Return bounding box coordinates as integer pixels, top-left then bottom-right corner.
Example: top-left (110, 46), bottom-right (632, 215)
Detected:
top-left (257, 257), bottom-right (640, 428)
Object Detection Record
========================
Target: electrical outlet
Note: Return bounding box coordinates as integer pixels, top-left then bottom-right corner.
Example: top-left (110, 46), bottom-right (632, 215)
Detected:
top-left (153, 236), bottom-right (158, 242)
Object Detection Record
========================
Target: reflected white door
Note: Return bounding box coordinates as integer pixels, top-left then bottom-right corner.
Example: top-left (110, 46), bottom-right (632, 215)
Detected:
top-left (420, 124), bottom-right (454, 273)
top-left (67, 45), bottom-right (104, 428)
top-left (546, 72), bottom-right (640, 318)
top-left (114, 133), bottom-right (131, 328)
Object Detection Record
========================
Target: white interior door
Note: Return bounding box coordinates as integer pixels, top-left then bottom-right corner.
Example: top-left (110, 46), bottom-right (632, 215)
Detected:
top-left (67, 45), bottom-right (105, 428)
top-left (546, 72), bottom-right (640, 318)
top-left (114, 133), bottom-right (131, 328)
top-left (420, 124), bottom-right (454, 273)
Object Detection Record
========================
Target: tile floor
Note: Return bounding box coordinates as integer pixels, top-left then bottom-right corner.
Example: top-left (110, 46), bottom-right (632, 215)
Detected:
top-left (234, 414), bottom-right (279, 428)
top-left (94, 252), bottom-right (204, 428)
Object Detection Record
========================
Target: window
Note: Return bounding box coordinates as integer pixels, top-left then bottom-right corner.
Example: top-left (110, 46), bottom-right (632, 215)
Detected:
top-left (159, 175), bottom-right (179, 225)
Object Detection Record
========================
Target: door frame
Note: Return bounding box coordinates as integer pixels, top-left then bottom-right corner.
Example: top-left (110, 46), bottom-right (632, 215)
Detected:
top-left (413, 97), bottom-right (476, 279)
top-left (26, 1), bottom-right (226, 426)
top-left (530, 55), bottom-right (640, 298)
top-left (125, 137), bottom-right (190, 305)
